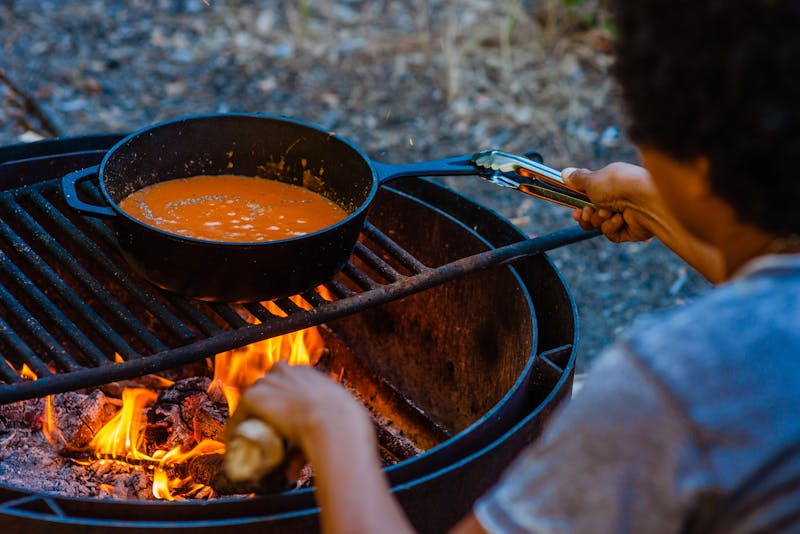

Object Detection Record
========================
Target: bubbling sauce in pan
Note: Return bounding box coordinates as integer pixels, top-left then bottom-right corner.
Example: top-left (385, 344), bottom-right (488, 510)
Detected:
top-left (118, 175), bottom-right (348, 242)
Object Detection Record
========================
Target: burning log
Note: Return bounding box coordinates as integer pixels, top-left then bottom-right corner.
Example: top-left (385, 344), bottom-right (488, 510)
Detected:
top-left (45, 390), bottom-right (119, 452)
top-left (99, 374), bottom-right (175, 398)
top-left (145, 376), bottom-right (227, 453)
top-left (183, 452), bottom-right (287, 495)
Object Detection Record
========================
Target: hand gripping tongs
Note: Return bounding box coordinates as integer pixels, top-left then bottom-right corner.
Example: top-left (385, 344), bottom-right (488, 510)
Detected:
top-left (471, 150), bottom-right (594, 210)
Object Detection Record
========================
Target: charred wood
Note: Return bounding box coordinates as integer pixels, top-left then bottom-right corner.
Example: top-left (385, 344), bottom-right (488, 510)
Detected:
top-left (145, 376), bottom-right (227, 454)
top-left (46, 390), bottom-right (119, 452)
top-left (182, 453), bottom-right (287, 495)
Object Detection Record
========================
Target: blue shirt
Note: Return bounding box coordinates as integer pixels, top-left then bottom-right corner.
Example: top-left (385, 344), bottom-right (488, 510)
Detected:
top-left (475, 253), bottom-right (800, 533)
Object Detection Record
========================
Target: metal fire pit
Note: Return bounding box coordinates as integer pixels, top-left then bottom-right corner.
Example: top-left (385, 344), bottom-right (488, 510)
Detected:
top-left (0, 136), bottom-right (582, 533)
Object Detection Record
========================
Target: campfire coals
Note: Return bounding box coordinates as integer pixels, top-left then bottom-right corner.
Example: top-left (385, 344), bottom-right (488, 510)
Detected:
top-left (0, 391), bottom-right (155, 499)
top-left (0, 376), bottom-right (296, 499)
top-left (144, 376), bottom-right (227, 454)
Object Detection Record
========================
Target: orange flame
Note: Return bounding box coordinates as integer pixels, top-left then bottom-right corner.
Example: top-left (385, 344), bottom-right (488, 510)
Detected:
top-left (42, 395), bottom-right (61, 448)
top-left (19, 364), bottom-right (38, 381)
top-left (90, 388), bottom-right (158, 460)
top-left (209, 293), bottom-right (326, 414)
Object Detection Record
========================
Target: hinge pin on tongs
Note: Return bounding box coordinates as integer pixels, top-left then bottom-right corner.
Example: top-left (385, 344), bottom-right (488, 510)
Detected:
top-left (471, 150), bottom-right (594, 209)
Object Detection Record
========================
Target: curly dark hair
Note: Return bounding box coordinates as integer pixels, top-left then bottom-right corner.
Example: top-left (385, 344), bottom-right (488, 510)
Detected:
top-left (609, 0), bottom-right (800, 235)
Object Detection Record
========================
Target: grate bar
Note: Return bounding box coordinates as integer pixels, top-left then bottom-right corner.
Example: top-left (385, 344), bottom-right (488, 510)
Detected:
top-left (0, 359), bottom-right (21, 384)
top-left (0, 309), bottom-right (53, 378)
top-left (300, 288), bottom-right (329, 308)
top-left (0, 249), bottom-right (107, 367)
top-left (0, 281), bottom-right (82, 372)
top-left (341, 262), bottom-right (380, 291)
top-left (210, 303), bottom-right (249, 329)
top-left (352, 241), bottom-right (401, 282)
top-left (163, 295), bottom-right (223, 337)
top-left (0, 196), bottom-right (167, 353)
top-left (325, 277), bottom-right (357, 299)
top-left (270, 297), bottom-right (304, 316)
top-left (242, 302), bottom-right (280, 323)
top-left (29, 191), bottom-right (197, 342)
top-left (0, 215), bottom-right (139, 362)
top-left (360, 222), bottom-right (429, 274)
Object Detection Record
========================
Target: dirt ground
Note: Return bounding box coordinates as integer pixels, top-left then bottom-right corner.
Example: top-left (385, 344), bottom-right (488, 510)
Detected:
top-left (0, 0), bottom-right (711, 370)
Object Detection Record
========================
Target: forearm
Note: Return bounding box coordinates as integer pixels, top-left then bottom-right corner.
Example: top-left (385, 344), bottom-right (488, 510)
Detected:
top-left (640, 204), bottom-right (726, 283)
top-left (306, 418), bottom-right (415, 534)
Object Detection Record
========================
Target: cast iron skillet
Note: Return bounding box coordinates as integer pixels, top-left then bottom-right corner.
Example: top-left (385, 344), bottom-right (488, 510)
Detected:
top-left (61, 113), bottom-right (588, 302)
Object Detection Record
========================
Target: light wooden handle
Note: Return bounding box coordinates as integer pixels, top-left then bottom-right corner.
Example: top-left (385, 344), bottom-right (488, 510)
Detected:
top-left (224, 419), bottom-right (286, 483)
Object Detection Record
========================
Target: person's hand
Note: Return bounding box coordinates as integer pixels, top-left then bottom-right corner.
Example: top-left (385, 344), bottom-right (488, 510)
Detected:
top-left (562, 163), bottom-right (658, 243)
top-left (227, 362), bottom-right (414, 534)
top-left (226, 362), bottom-right (374, 462)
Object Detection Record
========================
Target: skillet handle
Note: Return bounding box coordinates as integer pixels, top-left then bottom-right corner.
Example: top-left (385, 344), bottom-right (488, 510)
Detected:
top-left (371, 155), bottom-right (478, 184)
top-left (61, 165), bottom-right (117, 218)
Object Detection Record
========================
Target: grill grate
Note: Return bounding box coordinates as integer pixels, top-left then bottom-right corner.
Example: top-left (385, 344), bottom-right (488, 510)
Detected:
top-left (0, 165), bottom-right (594, 404)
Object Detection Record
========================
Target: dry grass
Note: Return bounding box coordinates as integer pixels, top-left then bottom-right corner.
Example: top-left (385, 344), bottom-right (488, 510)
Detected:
top-left (221, 0), bottom-right (620, 166)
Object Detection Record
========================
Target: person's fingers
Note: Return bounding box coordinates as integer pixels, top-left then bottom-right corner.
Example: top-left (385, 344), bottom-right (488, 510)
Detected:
top-left (561, 167), bottom-right (591, 192)
top-left (600, 213), bottom-right (625, 235)
top-left (600, 214), bottom-right (627, 243)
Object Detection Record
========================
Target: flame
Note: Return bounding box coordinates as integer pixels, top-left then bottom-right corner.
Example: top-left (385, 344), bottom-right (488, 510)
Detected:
top-left (316, 284), bottom-right (334, 302)
top-left (25, 363), bottom-right (66, 450)
top-left (90, 388), bottom-right (158, 460)
top-left (19, 364), bottom-right (37, 380)
top-left (152, 468), bottom-right (174, 501)
top-left (42, 394), bottom-right (62, 448)
top-left (151, 441), bottom-right (224, 501)
top-left (210, 292), bottom-right (326, 414)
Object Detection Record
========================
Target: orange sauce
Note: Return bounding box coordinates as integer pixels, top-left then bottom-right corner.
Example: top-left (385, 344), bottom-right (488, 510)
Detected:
top-left (118, 175), bottom-right (348, 242)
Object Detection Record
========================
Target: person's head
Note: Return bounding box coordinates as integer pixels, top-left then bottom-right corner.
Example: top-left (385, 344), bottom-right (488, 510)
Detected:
top-left (609, 0), bottom-right (800, 237)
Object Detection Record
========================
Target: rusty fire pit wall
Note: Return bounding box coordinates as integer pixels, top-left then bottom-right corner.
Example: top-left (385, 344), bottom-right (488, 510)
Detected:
top-left (330, 187), bottom-right (535, 434)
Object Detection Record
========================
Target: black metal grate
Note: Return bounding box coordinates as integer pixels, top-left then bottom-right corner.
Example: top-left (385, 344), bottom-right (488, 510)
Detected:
top-left (0, 169), bottom-right (594, 404)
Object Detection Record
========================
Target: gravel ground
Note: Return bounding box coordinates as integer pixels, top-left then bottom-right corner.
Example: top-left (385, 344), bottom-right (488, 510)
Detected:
top-left (0, 0), bottom-right (711, 370)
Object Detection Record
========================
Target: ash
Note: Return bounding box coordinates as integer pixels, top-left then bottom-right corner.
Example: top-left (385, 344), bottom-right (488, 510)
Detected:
top-left (0, 422), bottom-right (151, 499)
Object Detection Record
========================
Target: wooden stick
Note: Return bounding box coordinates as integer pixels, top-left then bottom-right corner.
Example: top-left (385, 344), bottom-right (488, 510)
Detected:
top-left (0, 68), bottom-right (64, 137)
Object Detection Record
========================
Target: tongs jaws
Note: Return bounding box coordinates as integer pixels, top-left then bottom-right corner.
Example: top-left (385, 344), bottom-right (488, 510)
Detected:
top-left (471, 150), bottom-right (594, 209)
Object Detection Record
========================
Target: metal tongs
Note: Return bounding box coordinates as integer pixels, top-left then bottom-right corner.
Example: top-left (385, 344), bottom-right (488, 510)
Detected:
top-left (471, 150), bottom-right (594, 209)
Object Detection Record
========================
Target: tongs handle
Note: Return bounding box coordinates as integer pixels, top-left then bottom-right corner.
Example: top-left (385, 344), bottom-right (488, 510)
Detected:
top-left (471, 150), bottom-right (594, 210)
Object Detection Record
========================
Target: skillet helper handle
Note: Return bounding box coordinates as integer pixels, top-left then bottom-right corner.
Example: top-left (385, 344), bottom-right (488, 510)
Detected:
top-left (61, 165), bottom-right (117, 218)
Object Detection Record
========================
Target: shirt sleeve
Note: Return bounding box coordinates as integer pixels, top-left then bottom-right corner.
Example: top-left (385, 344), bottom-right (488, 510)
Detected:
top-left (474, 343), bottom-right (697, 534)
